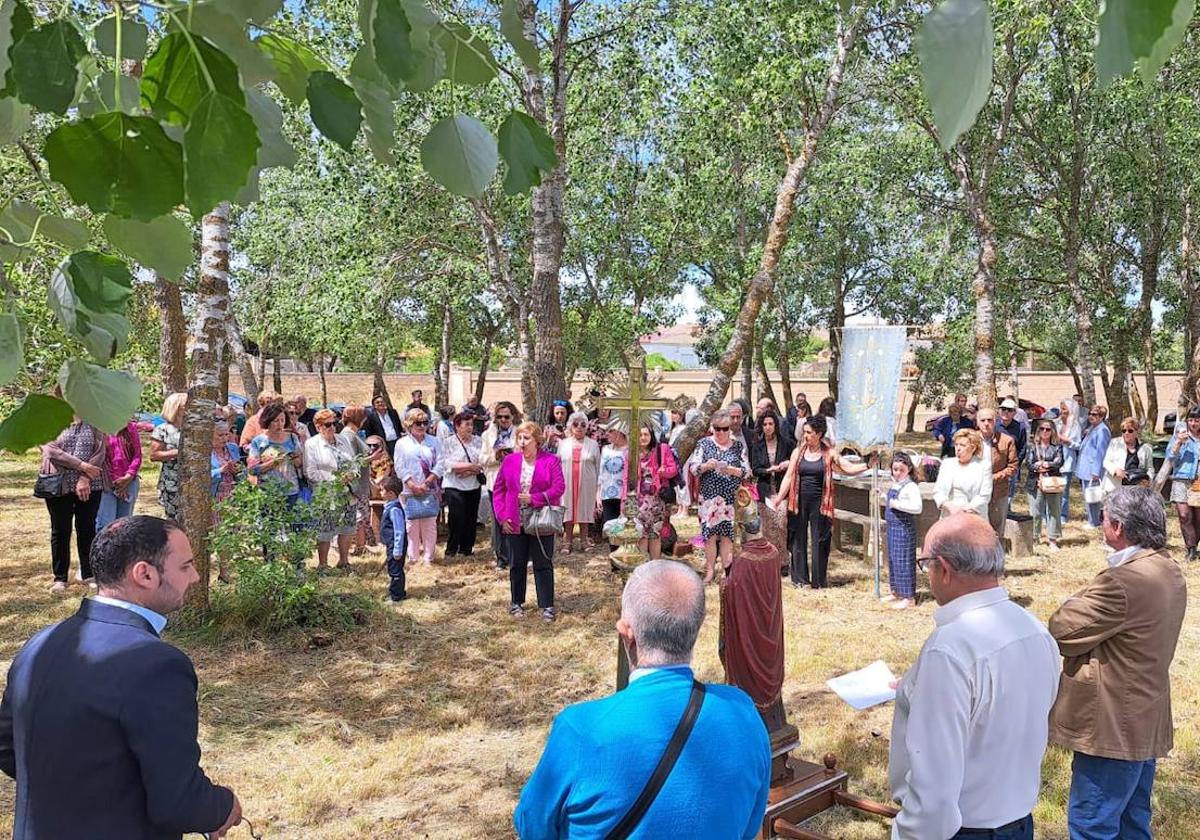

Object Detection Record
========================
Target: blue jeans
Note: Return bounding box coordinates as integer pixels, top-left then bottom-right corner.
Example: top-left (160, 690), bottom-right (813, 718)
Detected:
top-left (95, 477), bottom-right (140, 532)
top-left (1068, 753), bottom-right (1155, 840)
top-left (951, 813), bottom-right (1032, 839)
top-left (1060, 471), bottom-right (1073, 522)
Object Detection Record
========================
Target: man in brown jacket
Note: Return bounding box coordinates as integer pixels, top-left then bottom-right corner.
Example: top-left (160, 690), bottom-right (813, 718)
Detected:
top-left (1047, 486), bottom-right (1187, 839)
top-left (978, 409), bottom-right (1018, 537)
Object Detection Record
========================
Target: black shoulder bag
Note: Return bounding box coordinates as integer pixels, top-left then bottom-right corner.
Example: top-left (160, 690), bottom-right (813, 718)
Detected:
top-left (604, 680), bottom-right (706, 840)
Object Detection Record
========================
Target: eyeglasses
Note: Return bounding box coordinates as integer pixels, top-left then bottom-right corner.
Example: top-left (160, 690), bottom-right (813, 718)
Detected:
top-left (368, 444), bottom-right (381, 450)
top-left (1089, 411), bottom-right (1102, 417)
top-left (412, 420), bottom-right (428, 427)
top-left (1122, 428), bottom-right (1137, 434)
top-left (496, 415), bottom-right (511, 420)
top-left (320, 422), bottom-right (337, 429)
top-left (713, 425), bottom-right (730, 432)
top-left (916, 555), bottom-right (936, 573)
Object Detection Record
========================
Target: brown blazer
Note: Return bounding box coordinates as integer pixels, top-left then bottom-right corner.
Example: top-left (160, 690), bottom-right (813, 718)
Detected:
top-left (989, 432), bottom-right (1018, 483)
top-left (1048, 547), bottom-right (1187, 761)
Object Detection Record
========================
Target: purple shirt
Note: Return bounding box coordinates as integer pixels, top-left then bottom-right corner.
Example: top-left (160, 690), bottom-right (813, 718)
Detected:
top-left (105, 422), bottom-right (143, 484)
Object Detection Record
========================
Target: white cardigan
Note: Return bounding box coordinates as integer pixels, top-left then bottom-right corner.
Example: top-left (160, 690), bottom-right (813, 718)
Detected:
top-left (1100, 438), bottom-right (1154, 495)
top-left (933, 456), bottom-right (992, 518)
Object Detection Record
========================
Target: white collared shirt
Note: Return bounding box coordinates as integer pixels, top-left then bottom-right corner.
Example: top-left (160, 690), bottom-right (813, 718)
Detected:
top-left (92, 595), bottom-right (168, 635)
top-left (889, 587), bottom-right (1059, 839)
top-left (1106, 543), bottom-right (1144, 568)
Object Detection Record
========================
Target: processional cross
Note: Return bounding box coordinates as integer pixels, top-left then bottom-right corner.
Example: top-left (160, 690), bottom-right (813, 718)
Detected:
top-left (597, 358), bottom-right (671, 689)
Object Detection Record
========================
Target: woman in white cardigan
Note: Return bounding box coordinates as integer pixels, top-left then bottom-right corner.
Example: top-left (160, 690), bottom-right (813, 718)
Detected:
top-left (1101, 416), bottom-right (1155, 496)
top-left (933, 428), bottom-right (992, 518)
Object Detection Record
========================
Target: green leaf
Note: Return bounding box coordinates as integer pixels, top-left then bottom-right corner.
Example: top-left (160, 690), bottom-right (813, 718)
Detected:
top-left (103, 214), bottom-right (194, 281)
top-left (1137, 0), bottom-right (1194, 84)
top-left (435, 22), bottom-right (498, 85)
top-left (420, 114), bottom-right (497, 198)
top-left (78, 71), bottom-right (141, 116)
top-left (60, 360), bottom-right (144, 435)
top-left (497, 110), bottom-right (557, 195)
top-left (1, 200), bottom-right (90, 249)
top-left (245, 88), bottom-right (294, 169)
top-left (0, 96), bottom-right (30, 144)
top-left (500, 0), bottom-right (539, 72)
top-left (93, 15), bottom-right (149, 61)
top-left (0, 312), bottom-right (22, 385)
top-left (141, 31), bottom-right (245, 127)
top-left (258, 33), bottom-right (325, 104)
top-left (64, 251), bottom-right (133, 314)
top-left (916, 0), bottom-right (994, 150)
top-left (306, 70), bottom-right (362, 151)
top-left (349, 48), bottom-right (395, 164)
top-left (0, 0), bottom-right (34, 97)
top-left (184, 91), bottom-right (261, 218)
top-left (11, 20), bottom-right (86, 114)
top-left (0, 394), bottom-right (74, 453)
top-left (184, 3), bottom-right (276, 87)
top-left (45, 112), bottom-right (185, 221)
top-left (373, 0), bottom-right (418, 84)
top-left (48, 254), bottom-right (131, 363)
top-left (1095, 0), bottom-right (1182, 85)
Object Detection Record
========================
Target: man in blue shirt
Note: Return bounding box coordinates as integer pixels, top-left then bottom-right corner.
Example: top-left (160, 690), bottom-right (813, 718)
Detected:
top-left (514, 560), bottom-right (771, 839)
top-left (0, 516), bottom-right (241, 839)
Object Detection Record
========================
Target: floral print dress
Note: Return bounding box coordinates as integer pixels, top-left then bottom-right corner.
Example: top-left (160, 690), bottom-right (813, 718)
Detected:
top-left (696, 436), bottom-right (745, 540)
top-left (151, 422), bottom-right (182, 520)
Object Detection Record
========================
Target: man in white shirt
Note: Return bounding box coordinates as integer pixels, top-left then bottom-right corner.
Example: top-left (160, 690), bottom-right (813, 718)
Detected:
top-left (889, 512), bottom-right (1059, 840)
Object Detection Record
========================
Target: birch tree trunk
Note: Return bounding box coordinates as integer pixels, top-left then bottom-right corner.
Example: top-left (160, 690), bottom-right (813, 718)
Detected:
top-left (777, 321), bottom-right (794, 411)
top-left (754, 336), bottom-right (777, 408)
top-left (740, 322), bottom-right (754, 401)
top-left (272, 355), bottom-right (282, 393)
top-left (475, 329), bottom-right (493, 403)
top-left (317, 351), bottom-right (328, 407)
top-left (828, 273), bottom-right (845, 402)
top-left (1143, 335), bottom-right (1158, 431)
top-left (154, 271), bottom-right (188, 394)
top-left (180, 203), bottom-right (231, 612)
top-left (675, 15), bottom-right (861, 463)
top-left (1181, 201), bottom-right (1200, 404)
top-left (372, 346), bottom-right (391, 406)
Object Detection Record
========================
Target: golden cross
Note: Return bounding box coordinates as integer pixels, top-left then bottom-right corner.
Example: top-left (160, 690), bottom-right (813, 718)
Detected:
top-left (598, 360), bottom-right (672, 501)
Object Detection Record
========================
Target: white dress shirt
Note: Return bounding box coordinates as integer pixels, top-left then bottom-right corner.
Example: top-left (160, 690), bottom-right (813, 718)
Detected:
top-left (889, 587), bottom-right (1059, 839)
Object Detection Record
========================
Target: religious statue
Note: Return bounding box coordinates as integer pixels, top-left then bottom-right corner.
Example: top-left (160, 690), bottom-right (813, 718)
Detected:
top-left (720, 492), bottom-right (795, 779)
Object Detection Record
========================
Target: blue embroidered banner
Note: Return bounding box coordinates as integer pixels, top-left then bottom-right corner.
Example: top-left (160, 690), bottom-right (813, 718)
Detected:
top-left (837, 326), bottom-right (907, 451)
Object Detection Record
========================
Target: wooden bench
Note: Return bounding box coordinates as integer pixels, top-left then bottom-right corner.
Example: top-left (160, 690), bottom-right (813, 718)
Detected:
top-left (831, 509), bottom-right (877, 559)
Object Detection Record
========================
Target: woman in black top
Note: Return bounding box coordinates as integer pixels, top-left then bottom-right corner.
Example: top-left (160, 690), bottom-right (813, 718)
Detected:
top-left (748, 411), bottom-right (793, 501)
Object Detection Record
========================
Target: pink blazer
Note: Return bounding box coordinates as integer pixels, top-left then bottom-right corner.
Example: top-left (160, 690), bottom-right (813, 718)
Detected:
top-left (492, 450), bottom-right (565, 532)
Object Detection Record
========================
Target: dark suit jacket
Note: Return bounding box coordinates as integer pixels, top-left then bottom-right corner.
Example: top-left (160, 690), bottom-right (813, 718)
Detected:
top-left (0, 599), bottom-right (233, 839)
top-left (748, 434), bottom-right (794, 501)
top-left (363, 406), bottom-right (404, 458)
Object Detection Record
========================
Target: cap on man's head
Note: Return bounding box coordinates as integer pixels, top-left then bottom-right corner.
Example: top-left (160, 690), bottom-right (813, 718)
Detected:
top-left (1000, 398), bottom-right (1018, 409)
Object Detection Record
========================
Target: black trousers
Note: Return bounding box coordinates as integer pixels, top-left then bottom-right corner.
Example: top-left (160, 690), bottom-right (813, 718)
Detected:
top-left (599, 498), bottom-right (623, 549)
top-left (506, 531), bottom-right (555, 608)
top-left (46, 492), bottom-right (101, 582)
top-left (789, 491), bottom-right (831, 587)
top-left (386, 553), bottom-right (406, 601)
top-left (444, 486), bottom-right (481, 555)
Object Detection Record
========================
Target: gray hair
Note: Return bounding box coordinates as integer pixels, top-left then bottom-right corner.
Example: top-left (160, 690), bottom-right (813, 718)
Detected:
top-left (1104, 486), bottom-right (1167, 550)
top-left (710, 408), bottom-right (732, 429)
top-left (929, 528), bottom-right (1005, 577)
top-left (621, 559), bottom-right (705, 666)
top-left (567, 411), bottom-right (589, 428)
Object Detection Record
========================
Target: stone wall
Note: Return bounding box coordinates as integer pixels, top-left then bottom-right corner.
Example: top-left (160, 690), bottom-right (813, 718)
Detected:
top-left (250, 366), bottom-right (1186, 428)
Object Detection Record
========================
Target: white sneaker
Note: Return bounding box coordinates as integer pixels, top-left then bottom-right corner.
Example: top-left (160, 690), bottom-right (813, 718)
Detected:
top-left (1048, 543), bottom-right (1060, 553)
top-left (48, 581), bottom-right (68, 594)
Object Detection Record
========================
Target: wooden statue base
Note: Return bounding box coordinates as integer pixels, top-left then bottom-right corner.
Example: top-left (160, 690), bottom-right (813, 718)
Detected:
top-left (760, 736), bottom-right (898, 839)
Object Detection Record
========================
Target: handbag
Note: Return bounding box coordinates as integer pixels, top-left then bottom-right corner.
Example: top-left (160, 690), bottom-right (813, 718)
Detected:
top-left (656, 445), bottom-right (678, 504)
top-left (521, 502), bottom-right (566, 536)
top-left (403, 492), bottom-right (440, 520)
top-left (1038, 475), bottom-right (1067, 494)
top-left (33, 472), bottom-right (62, 499)
top-left (1083, 481), bottom-right (1104, 504)
top-left (603, 680), bottom-right (705, 840)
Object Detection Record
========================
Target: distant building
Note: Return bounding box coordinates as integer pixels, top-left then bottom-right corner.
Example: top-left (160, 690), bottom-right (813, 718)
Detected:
top-left (640, 323), bottom-right (702, 368)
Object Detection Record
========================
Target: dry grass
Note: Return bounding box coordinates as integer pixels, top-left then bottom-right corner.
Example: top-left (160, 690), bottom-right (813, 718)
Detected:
top-left (1, 438), bottom-right (1197, 839)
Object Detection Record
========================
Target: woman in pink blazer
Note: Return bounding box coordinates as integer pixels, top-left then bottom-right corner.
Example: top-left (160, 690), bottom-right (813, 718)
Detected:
top-left (492, 421), bottom-right (566, 622)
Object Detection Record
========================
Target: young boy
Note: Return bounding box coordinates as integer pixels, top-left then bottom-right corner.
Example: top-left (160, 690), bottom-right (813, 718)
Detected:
top-left (379, 475), bottom-right (409, 602)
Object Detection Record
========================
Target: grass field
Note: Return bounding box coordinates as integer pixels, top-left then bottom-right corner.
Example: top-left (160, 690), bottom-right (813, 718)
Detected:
top-left (1, 439), bottom-right (1197, 839)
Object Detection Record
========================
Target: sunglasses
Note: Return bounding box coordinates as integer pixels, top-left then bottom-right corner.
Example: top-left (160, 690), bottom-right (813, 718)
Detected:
top-left (412, 420), bottom-right (428, 427)
top-left (1122, 428), bottom-right (1137, 434)
top-left (1089, 412), bottom-right (1102, 417)
top-left (368, 444), bottom-right (381, 450)
top-left (320, 422), bottom-right (337, 429)
top-left (496, 415), bottom-right (511, 420)
top-left (713, 425), bottom-right (731, 432)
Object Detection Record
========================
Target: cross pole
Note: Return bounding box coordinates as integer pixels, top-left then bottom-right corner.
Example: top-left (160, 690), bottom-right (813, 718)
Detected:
top-left (597, 359), bottom-right (672, 691)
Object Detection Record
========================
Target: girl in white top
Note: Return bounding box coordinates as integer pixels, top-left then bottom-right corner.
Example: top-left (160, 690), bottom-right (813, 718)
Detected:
top-left (933, 428), bottom-right (992, 518)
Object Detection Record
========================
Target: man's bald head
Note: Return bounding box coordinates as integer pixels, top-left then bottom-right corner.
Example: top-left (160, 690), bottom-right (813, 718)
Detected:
top-left (621, 560), bottom-right (705, 666)
top-left (924, 512), bottom-right (1005, 577)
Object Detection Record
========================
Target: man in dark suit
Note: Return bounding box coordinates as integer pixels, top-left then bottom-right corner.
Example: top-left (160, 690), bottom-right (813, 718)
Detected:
top-left (0, 516), bottom-right (241, 839)
top-left (363, 393), bottom-right (404, 460)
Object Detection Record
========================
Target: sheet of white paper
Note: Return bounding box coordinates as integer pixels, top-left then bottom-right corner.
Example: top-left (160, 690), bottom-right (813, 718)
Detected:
top-left (826, 660), bottom-right (897, 710)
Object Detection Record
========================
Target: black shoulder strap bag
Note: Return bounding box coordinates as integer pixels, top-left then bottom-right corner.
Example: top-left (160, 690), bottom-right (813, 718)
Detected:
top-left (604, 679), bottom-right (706, 840)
